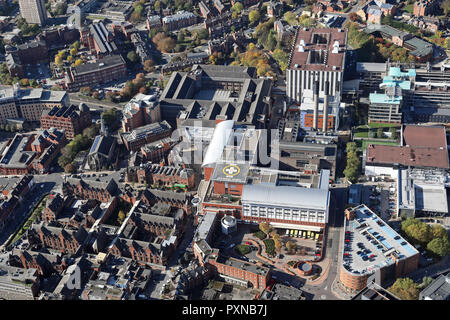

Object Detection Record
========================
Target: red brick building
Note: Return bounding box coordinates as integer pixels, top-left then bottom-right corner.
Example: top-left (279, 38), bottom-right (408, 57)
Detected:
top-left (65, 54), bottom-right (127, 92)
top-left (28, 223), bottom-right (88, 255)
top-left (62, 178), bottom-right (119, 203)
top-left (140, 189), bottom-right (193, 214)
top-left (109, 238), bottom-right (169, 267)
top-left (40, 104), bottom-right (92, 140)
top-left (207, 254), bottom-right (271, 290)
top-left (42, 193), bottom-right (65, 223)
top-left (414, 0), bottom-right (440, 16)
top-left (126, 163), bottom-right (195, 190)
top-left (121, 121), bottom-right (172, 152)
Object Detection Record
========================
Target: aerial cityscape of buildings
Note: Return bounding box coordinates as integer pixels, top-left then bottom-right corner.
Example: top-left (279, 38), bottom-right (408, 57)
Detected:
top-left (0, 0), bottom-right (448, 306)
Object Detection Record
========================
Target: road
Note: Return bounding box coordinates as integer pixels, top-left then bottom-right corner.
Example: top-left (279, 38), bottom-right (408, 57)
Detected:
top-left (0, 182), bottom-right (53, 248)
top-left (301, 186), bottom-right (348, 300)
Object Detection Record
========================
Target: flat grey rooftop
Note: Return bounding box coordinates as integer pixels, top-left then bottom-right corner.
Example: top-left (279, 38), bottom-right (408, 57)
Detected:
top-left (414, 183), bottom-right (448, 213)
top-left (242, 184), bottom-right (329, 211)
top-left (0, 135), bottom-right (36, 168)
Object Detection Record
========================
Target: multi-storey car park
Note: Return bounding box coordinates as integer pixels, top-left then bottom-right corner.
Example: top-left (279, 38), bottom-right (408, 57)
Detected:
top-left (340, 205), bottom-right (419, 295)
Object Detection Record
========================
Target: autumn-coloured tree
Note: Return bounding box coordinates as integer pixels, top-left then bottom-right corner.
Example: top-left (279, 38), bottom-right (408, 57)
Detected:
top-left (80, 86), bottom-right (92, 96)
top-left (286, 240), bottom-right (297, 253)
top-left (259, 222), bottom-right (272, 235)
top-left (348, 12), bottom-right (359, 22)
top-left (64, 163), bottom-right (77, 174)
top-left (139, 86), bottom-right (147, 94)
top-left (117, 210), bottom-right (126, 225)
top-left (54, 55), bottom-right (63, 66)
top-left (152, 33), bottom-right (176, 53)
top-left (143, 59), bottom-right (155, 72)
top-left (274, 238), bottom-right (283, 253)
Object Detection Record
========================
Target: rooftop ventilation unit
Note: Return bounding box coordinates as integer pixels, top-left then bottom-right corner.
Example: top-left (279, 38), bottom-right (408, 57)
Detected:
top-left (332, 40), bottom-right (339, 53)
top-left (298, 45), bottom-right (304, 52)
top-left (300, 39), bottom-right (305, 46)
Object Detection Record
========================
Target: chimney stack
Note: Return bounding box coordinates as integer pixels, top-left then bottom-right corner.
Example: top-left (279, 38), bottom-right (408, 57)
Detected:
top-left (323, 81), bottom-right (329, 132)
top-left (313, 80), bottom-right (319, 130)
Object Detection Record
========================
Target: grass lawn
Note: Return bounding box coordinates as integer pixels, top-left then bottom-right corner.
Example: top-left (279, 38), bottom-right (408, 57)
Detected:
top-left (361, 140), bottom-right (399, 151)
top-left (86, 15), bottom-right (106, 20)
top-left (367, 123), bottom-right (401, 129)
top-left (235, 244), bottom-right (251, 255)
top-left (404, 4), bottom-right (414, 13)
top-left (354, 131), bottom-right (369, 138)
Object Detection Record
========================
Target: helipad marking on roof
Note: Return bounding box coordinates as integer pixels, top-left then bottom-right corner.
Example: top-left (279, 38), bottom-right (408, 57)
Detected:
top-left (223, 164), bottom-right (240, 177)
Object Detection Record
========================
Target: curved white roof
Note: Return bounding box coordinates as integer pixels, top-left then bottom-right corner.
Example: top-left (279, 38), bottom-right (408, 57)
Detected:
top-left (242, 184), bottom-right (329, 211)
top-left (202, 120), bottom-right (234, 167)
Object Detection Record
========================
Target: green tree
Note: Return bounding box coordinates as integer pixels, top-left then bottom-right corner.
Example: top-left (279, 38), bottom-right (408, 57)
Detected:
top-left (82, 126), bottom-right (98, 140)
top-left (376, 128), bottom-right (383, 138)
top-left (389, 127), bottom-right (397, 140)
top-left (231, 2), bottom-right (243, 14)
top-left (74, 59), bottom-right (83, 66)
top-left (388, 278), bottom-right (419, 300)
top-left (405, 222), bottom-right (431, 245)
top-left (299, 15), bottom-right (314, 27)
top-left (195, 29), bottom-right (209, 41)
top-left (427, 238), bottom-right (450, 258)
top-left (420, 277), bottom-right (434, 289)
top-left (101, 108), bottom-right (119, 131)
top-left (284, 11), bottom-right (298, 26)
top-left (441, 0), bottom-right (450, 15)
top-left (127, 51), bottom-right (138, 63)
top-left (401, 217), bottom-right (420, 233)
top-left (344, 142), bottom-right (360, 183)
top-left (265, 30), bottom-right (277, 51)
top-left (177, 32), bottom-right (185, 43)
top-left (273, 48), bottom-right (289, 71)
top-left (53, 2), bottom-right (68, 15)
top-left (431, 224), bottom-right (448, 240)
top-left (249, 10), bottom-right (261, 25)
